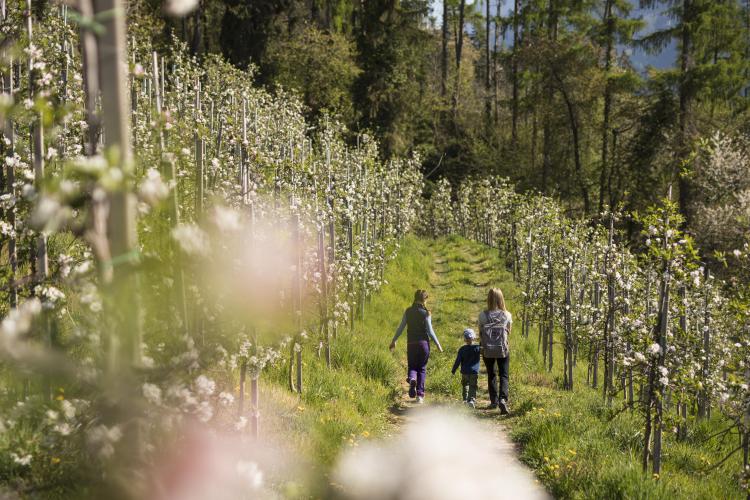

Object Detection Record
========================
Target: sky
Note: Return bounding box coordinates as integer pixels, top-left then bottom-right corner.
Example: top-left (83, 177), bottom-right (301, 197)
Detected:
top-left (428, 0), bottom-right (677, 71)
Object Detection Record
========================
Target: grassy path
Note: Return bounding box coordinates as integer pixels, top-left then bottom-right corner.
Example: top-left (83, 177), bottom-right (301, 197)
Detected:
top-left (268, 235), bottom-right (744, 499)
top-left (386, 237), bottom-right (550, 499)
top-left (383, 236), bottom-right (744, 500)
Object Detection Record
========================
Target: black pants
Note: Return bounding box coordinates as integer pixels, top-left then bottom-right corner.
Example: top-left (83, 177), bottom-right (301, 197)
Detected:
top-left (483, 356), bottom-right (509, 404)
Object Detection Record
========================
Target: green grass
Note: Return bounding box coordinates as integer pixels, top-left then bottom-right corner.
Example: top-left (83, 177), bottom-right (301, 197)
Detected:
top-left (274, 234), bottom-right (746, 499)
top-left (263, 235), bottom-right (434, 468)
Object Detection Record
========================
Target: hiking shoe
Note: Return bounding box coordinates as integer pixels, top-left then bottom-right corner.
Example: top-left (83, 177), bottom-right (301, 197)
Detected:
top-left (408, 379), bottom-right (417, 399)
top-left (416, 396), bottom-right (424, 404)
top-left (468, 400), bottom-right (476, 409)
top-left (499, 399), bottom-right (509, 415)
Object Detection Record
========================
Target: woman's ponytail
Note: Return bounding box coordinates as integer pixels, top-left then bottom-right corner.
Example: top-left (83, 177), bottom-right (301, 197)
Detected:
top-left (414, 289), bottom-right (431, 315)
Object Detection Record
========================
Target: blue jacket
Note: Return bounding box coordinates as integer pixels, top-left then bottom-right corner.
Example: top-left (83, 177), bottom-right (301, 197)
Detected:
top-left (452, 344), bottom-right (481, 375)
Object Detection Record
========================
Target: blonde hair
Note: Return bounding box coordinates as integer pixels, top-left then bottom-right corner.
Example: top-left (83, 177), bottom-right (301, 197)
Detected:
top-left (487, 288), bottom-right (506, 312)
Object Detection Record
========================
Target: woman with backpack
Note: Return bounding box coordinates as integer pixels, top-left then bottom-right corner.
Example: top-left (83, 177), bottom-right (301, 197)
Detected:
top-left (389, 289), bottom-right (444, 404)
top-left (479, 288), bottom-right (512, 414)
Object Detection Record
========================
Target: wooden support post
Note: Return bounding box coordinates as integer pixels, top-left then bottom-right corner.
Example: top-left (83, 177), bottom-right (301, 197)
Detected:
top-left (648, 207), bottom-right (673, 475)
top-left (26, 0), bottom-right (47, 283)
top-left (698, 268), bottom-right (711, 419)
top-left (163, 153), bottom-right (188, 334)
top-left (2, 52), bottom-right (18, 308)
top-left (194, 81), bottom-right (204, 217)
top-left (360, 194), bottom-right (368, 322)
top-left (291, 212), bottom-right (303, 393)
top-left (26, 0), bottom-right (52, 401)
top-left (522, 228), bottom-right (532, 339)
top-left (152, 51), bottom-right (164, 153)
top-left (624, 288), bottom-right (634, 405)
top-left (677, 285), bottom-right (687, 440)
top-left (328, 193), bottom-right (337, 340)
top-left (80, 0), bottom-right (99, 156)
top-left (546, 245), bottom-right (554, 372)
top-left (251, 373), bottom-right (259, 439)
top-left (564, 264), bottom-right (573, 390)
top-left (319, 226), bottom-right (330, 368)
top-left (651, 268), bottom-right (670, 475)
top-left (592, 259), bottom-right (601, 389)
top-left (241, 98), bottom-right (248, 205)
top-left (603, 215), bottom-right (615, 403)
top-left (90, 0), bottom-right (143, 478)
top-left (238, 361), bottom-right (246, 415)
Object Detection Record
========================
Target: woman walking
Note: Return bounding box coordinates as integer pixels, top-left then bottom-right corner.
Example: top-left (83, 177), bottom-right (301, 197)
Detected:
top-left (389, 289), bottom-right (443, 403)
top-left (479, 288), bottom-right (512, 414)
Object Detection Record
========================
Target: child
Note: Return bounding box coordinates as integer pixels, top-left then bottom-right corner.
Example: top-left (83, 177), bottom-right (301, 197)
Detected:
top-left (451, 328), bottom-right (481, 408)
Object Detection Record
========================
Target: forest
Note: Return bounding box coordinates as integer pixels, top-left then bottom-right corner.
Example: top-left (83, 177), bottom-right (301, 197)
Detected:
top-left (0, 0), bottom-right (748, 498)
top-left (168, 0), bottom-right (750, 246)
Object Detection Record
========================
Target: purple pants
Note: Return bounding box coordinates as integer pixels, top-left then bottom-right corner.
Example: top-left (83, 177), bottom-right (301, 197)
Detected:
top-left (407, 340), bottom-right (430, 397)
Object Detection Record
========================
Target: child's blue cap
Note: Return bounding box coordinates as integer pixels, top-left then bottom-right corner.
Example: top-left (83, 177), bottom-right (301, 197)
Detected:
top-left (463, 328), bottom-right (476, 340)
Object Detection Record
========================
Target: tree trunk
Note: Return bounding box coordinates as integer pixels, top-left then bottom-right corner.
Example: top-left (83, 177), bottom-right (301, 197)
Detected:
top-left (677, 0), bottom-right (694, 224)
top-left (598, 0), bottom-right (614, 212)
top-left (541, 0), bottom-right (557, 193)
top-left (441, 0), bottom-right (449, 97)
top-left (555, 72), bottom-right (590, 214)
top-left (452, 0), bottom-right (467, 120)
top-left (511, 0), bottom-right (520, 146)
top-left (484, 0), bottom-right (492, 130)
top-left (191, 0), bottom-right (202, 58)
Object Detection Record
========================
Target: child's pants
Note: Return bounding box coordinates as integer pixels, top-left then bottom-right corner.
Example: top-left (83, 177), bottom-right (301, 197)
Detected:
top-left (461, 373), bottom-right (478, 402)
top-left (407, 340), bottom-right (430, 397)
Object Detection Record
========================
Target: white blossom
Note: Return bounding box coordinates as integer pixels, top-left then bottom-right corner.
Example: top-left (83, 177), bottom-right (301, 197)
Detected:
top-left (236, 461), bottom-right (264, 490)
top-left (195, 401), bottom-right (214, 422)
top-left (11, 452), bottom-right (32, 466)
top-left (218, 392), bottom-right (234, 406)
top-left (142, 383), bottom-right (162, 406)
top-left (172, 223), bottom-right (211, 257)
top-left (139, 168), bottom-right (170, 206)
top-left (647, 343), bottom-right (662, 357)
top-left (87, 425), bottom-right (122, 460)
top-left (164, 0), bottom-right (199, 17)
top-left (194, 375), bottom-right (215, 396)
top-left (211, 206), bottom-right (241, 233)
top-left (234, 416), bottom-right (248, 430)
